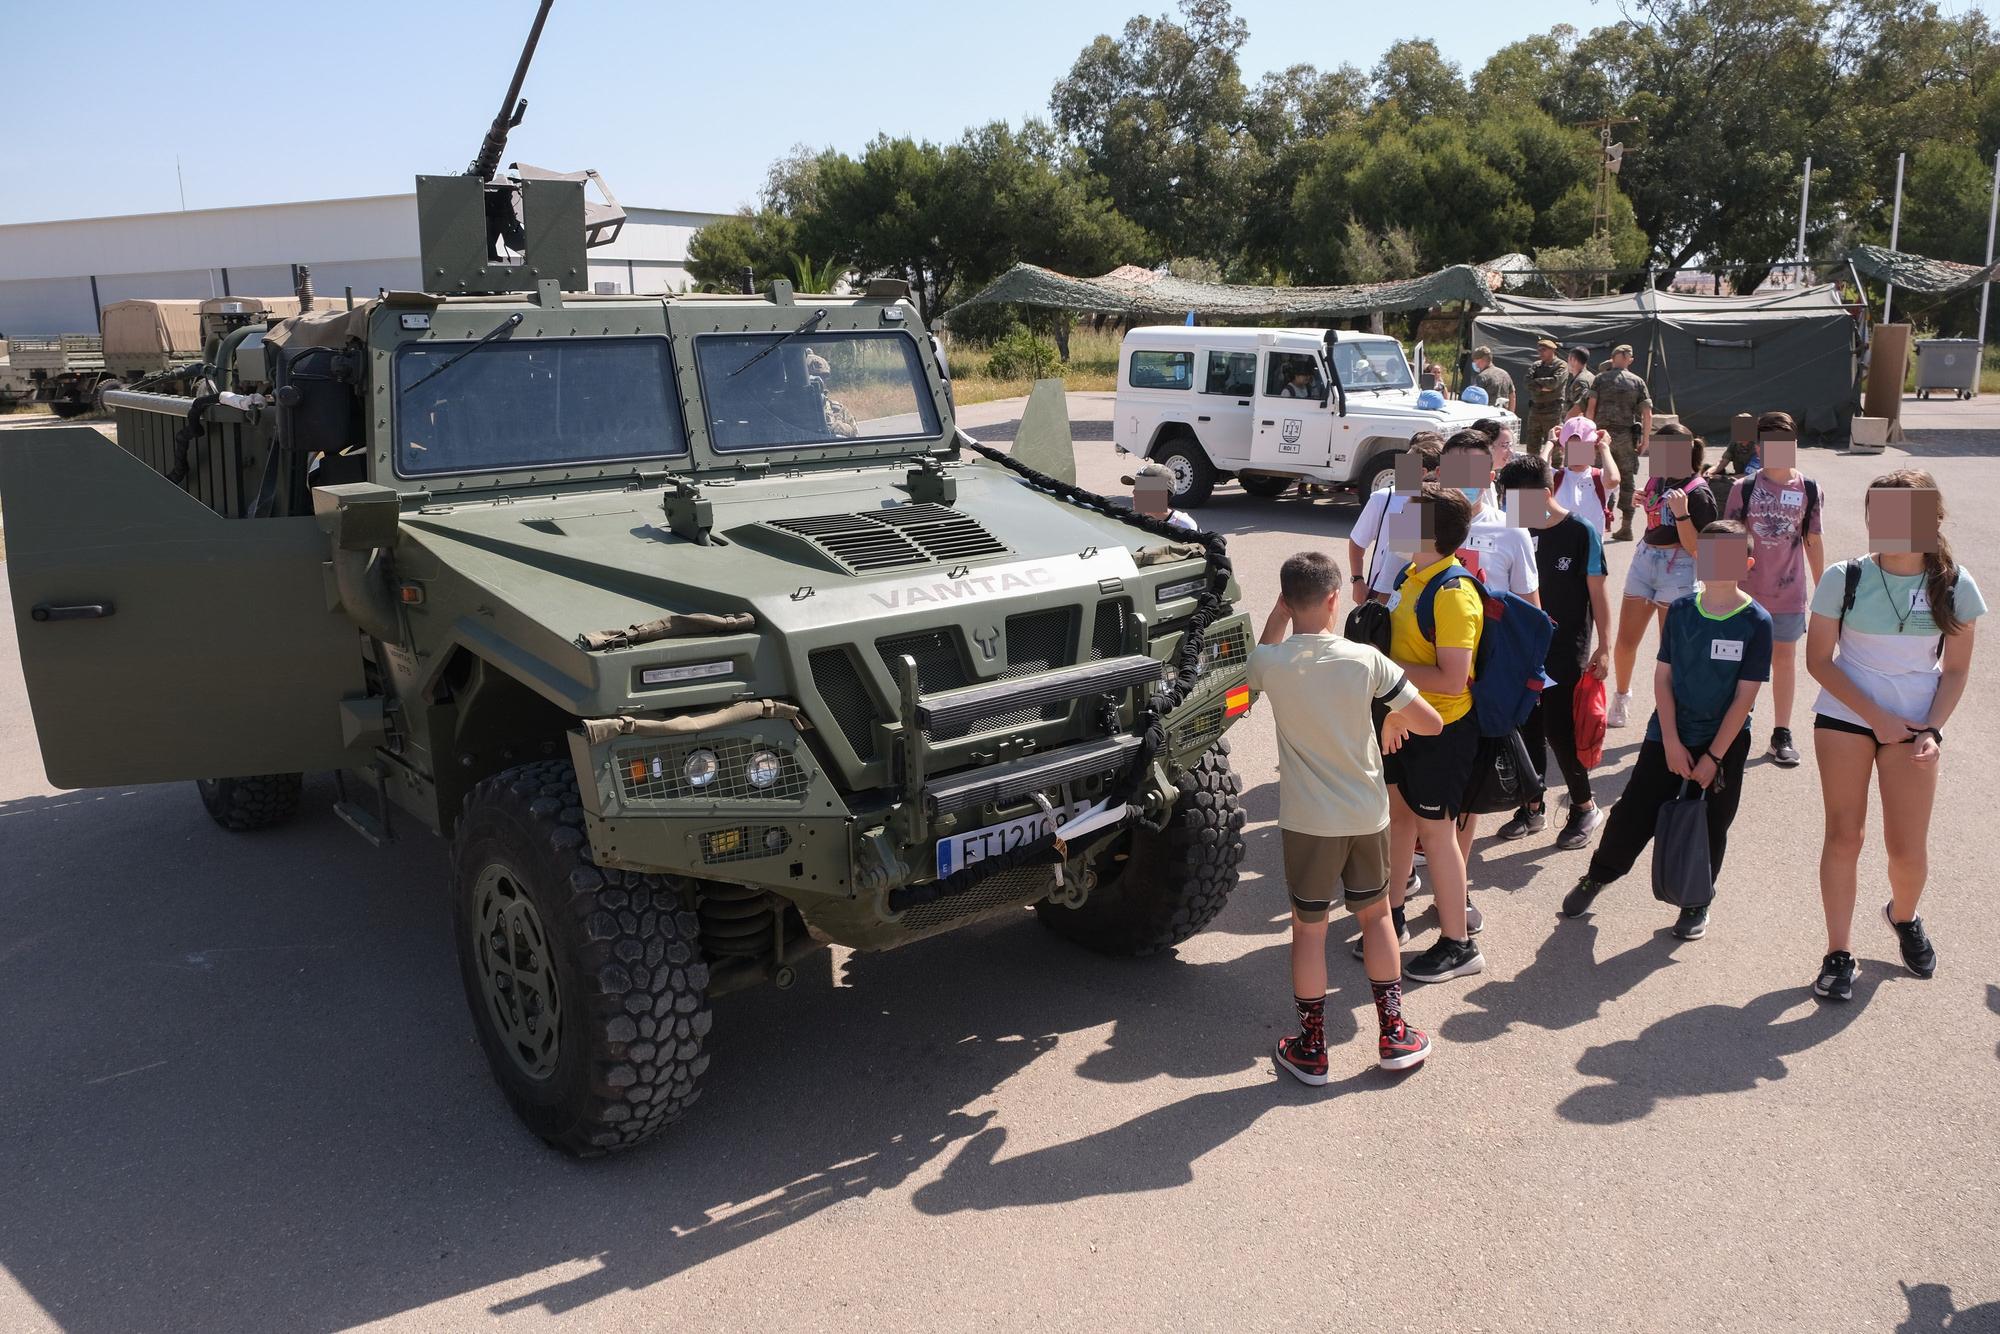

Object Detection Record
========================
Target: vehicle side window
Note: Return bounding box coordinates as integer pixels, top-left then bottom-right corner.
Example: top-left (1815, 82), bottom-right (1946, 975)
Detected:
top-left (1264, 352), bottom-right (1324, 398)
top-left (1128, 350), bottom-right (1192, 390)
top-left (1203, 351), bottom-right (1256, 396)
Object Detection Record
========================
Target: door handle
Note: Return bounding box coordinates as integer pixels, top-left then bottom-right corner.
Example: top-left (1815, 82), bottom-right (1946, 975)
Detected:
top-left (31, 602), bottom-right (114, 622)
top-left (1237, 399), bottom-right (1250, 406)
top-left (1197, 415), bottom-right (1211, 422)
top-left (1260, 420), bottom-right (1275, 427)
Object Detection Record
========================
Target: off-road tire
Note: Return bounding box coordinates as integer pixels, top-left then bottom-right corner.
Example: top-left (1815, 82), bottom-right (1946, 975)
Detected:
top-left (452, 759), bottom-right (711, 1156)
top-left (1037, 741), bottom-right (1246, 956)
top-left (1155, 435), bottom-right (1217, 507)
top-left (1360, 450), bottom-right (1402, 498)
top-left (196, 774), bottom-right (304, 831)
top-left (1237, 474), bottom-right (1294, 498)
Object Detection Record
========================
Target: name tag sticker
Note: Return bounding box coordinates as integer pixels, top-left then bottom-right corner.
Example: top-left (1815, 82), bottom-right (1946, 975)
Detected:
top-left (1711, 639), bottom-right (1744, 662)
top-left (1779, 489), bottom-right (1804, 508)
top-left (1465, 532), bottom-right (1497, 551)
top-left (1911, 587), bottom-right (1931, 613)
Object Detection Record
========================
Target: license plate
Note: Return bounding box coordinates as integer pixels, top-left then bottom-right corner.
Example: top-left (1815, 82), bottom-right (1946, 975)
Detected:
top-left (935, 801), bottom-right (1090, 878)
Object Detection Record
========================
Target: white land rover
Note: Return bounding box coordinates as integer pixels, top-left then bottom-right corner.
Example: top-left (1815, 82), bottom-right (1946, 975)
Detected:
top-left (1111, 325), bottom-right (1518, 505)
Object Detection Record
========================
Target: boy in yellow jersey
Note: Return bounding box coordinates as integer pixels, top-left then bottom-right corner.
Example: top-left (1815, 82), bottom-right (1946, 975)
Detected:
top-left (1384, 485), bottom-right (1487, 984)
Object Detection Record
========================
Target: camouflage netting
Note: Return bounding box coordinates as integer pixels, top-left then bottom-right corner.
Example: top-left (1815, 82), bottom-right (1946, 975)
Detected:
top-left (941, 262), bottom-right (1499, 324)
top-left (1847, 244), bottom-right (2000, 296)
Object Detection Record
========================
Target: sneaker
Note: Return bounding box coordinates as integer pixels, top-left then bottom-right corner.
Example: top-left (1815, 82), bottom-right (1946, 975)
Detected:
top-left (1497, 806), bottom-right (1546, 840)
top-left (1607, 691), bottom-right (1632, 728)
top-left (1883, 903), bottom-right (1938, 978)
top-left (1768, 728), bottom-right (1802, 767)
top-left (1275, 1034), bottom-right (1330, 1086)
top-left (1352, 908), bottom-right (1412, 958)
top-left (1672, 902), bottom-right (1709, 940)
top-left (1813, 950), bottom-right (1857, 1001)
top-left (1404, 936), bottom-right (1484, 983)
top-left (1464, 896), bottom-right (1484, 936)
top-left (1378, 1021), bottom-right (1432, 1072)
top-left (1413, 846), bottom-right (1427, 867)
top-left (1561, 876), bottom-right (1604, 918)
top-left (1556, 804), bottom-right (1607, 851)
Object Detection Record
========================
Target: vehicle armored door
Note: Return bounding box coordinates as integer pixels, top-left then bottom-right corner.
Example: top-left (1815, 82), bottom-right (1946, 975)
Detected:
top-left (1252, 350), bottom-right (1333, 471)
top-left (1, 427), bottom-right (368, 788)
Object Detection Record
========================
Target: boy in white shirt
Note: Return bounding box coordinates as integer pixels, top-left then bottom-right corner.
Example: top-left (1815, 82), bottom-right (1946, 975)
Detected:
top-left (1347, 433), bottom-right (1444, 603)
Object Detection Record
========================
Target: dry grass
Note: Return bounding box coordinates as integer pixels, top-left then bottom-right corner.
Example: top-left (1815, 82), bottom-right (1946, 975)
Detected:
top-left (945, 328), bottom-right (1122, 405)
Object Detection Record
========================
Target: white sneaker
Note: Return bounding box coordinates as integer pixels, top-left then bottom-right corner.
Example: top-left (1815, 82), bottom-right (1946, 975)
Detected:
top-left (1607, 691), bottom-right (1632, 728)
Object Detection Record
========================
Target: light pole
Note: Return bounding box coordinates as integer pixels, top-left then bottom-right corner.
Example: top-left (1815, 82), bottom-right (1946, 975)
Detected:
top-left (1884, 152), bottom-right (1906, 325)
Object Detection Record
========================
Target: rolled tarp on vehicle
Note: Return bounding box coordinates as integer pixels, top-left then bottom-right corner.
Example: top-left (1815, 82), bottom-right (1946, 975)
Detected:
top-left (942, 261), bottom-right (1500, 324)
top-left (1472, 285), bottom-right (1860, 442)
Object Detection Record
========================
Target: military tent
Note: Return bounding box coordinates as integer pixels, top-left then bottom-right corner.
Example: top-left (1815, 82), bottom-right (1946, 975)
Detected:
top-left (1471, 285), bottom-right (1860, 442)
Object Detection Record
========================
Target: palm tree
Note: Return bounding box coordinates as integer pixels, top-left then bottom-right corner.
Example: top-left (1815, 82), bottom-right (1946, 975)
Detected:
top-left (788, 253), bottom-right (846, 294)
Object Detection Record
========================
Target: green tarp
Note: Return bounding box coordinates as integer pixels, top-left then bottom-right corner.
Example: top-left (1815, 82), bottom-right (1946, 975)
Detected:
top-left (1847, 244), bottom-right (2000, 296)
top-left (942, 261), bottom-right (1498, 324)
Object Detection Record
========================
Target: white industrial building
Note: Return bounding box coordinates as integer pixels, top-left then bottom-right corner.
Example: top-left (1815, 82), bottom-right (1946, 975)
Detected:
top-left (0, 193), bottom-right (733, 336)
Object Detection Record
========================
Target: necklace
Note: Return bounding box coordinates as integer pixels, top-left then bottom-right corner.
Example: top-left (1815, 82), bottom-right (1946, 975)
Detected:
top-left (1875, 558), bottom-right (1917, 633)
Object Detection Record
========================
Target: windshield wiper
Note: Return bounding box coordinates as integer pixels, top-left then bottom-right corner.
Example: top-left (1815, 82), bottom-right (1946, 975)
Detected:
top-left (729, 308), bottom-right (828, 377)
top-left (400, 312), bottom-right (525, 397)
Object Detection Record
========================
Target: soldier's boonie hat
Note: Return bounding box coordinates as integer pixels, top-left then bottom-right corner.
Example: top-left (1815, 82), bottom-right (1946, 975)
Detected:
top-left (1461, 385), bottom-right (1489, 405)
top-left (1472, 345), bottom-right (1494, 359)
top-left (1558, 417), bottom-right (1599, 445)
top-left (1122, 463), bottom-right (1174, 486)
top-left (1537, 337), bottom-right (1559, 350)
top-left (1612, 343), bottom-right (1634, 356)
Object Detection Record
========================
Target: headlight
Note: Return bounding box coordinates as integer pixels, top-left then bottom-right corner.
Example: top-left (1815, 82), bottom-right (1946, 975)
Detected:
top-left (745, 749), bottom-right (782, 790)
top-left (684, 749), bottom-right (719, 788)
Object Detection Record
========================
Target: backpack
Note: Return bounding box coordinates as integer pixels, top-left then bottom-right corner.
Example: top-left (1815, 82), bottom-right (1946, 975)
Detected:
top-left (1838, 558), bottom-right (1950, 659)
top-left (1727, 472), bottom-right (1819, 543)
top-left (1343, 599), bottom-right (1392, 655)
top-left (1460, 729), bottom-right (1548, 817)
top-left (1590, 468), bottom-right (1609, 517)
top-left (1395, 562), bottom-right (1556, 736)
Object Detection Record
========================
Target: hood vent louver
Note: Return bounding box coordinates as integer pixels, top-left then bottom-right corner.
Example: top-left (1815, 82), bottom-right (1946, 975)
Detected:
top-left (763, 503), bottom-right (1008, 575)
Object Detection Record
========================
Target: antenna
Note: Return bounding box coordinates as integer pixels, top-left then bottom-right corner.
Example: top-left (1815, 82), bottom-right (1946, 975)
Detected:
top-left (1578, 116), bottom-right (1638, 295)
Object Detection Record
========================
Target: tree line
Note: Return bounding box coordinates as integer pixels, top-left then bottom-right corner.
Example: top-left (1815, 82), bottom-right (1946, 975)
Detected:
top-left (688, 0), bottom-right (2000, 334)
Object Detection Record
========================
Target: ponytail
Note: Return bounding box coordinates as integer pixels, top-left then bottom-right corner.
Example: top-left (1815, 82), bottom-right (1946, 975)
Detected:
top-left (1869, 468), bottom-right (1963, 635)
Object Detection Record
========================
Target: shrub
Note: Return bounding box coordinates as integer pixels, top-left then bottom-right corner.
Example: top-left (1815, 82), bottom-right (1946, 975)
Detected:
top-left (985, 328), bottom-right (1063, 380)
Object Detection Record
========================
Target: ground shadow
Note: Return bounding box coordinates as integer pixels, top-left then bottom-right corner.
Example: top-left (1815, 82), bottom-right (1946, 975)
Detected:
top-left (1442, 920), bottom-right (1681, 1044)
top-left (1897, 1280), bottom-right (2000, 1332)
top-left (0, 778), bottom-right (1331, 1330)
top-left (1892, 428), bottom-right (2000, 461)
top-left (1558, 976), bottom-right (1885, 1125)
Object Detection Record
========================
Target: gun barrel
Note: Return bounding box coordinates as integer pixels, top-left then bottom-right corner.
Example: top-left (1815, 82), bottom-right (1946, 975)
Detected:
top-left (468, 0), bottom-right (557, 182)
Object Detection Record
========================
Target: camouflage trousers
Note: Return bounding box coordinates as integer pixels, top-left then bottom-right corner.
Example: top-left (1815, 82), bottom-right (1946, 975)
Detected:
top-left (1606, 427), bottom-right (1641, 514)
top-left (1527, 409), bottom-right (1562, 460)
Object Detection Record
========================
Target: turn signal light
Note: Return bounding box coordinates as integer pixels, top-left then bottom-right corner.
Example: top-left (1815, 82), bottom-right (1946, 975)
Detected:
top-left (1224, 685), bottom-right (1251, 718)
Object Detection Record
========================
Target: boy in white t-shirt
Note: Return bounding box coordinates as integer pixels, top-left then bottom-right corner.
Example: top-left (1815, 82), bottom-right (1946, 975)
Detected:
top-left (1551, 417), bottom-right (1621, 534)
top-left (1251, 550), bottom-right (1444, 1082)
top-left (1347, 433), bottom-right (1444, 602)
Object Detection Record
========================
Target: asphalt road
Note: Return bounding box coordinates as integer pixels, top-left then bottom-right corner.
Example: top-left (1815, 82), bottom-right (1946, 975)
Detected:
top-left (2, 399), bottom-right (1997, 1333)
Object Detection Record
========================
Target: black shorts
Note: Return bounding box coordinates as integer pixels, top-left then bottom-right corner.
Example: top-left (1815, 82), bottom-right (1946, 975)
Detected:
top-left (1384, 712), bottom-right (1480, 821)
top-left (1815, 713), bottom-right (1942, 747)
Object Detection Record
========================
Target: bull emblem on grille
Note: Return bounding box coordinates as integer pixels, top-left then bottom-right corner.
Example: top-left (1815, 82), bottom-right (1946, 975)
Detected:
top-left (972, 625), bottom-right (1000, 660)
top-left (1281, 418), bottom-right (1303, 445)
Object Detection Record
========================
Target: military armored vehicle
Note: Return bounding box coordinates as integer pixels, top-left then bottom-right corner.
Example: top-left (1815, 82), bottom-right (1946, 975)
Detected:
top-left (2, 332), bottom-right (107, 415)
top-left (0, 0), bottom-right (1250, 1156)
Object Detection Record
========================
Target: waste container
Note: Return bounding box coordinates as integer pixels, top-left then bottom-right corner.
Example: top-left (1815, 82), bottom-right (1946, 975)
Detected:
top-left (1915, 338), bottom-right (1981, 401)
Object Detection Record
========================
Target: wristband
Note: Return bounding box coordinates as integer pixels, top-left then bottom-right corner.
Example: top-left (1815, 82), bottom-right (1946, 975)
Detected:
top-left (1704, 751), bottom-right (1722, 766)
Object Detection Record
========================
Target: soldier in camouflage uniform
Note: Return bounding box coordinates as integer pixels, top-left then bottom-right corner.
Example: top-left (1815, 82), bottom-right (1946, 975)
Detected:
top-left (1585, 343), bottom-right (1653, 541)
top-left (1522, 337), bottom-right (1567, 459)
top-left (1560, 346), bottom-right (1593, 420)
top-left (1469, 345), bottom-right (1515, 413)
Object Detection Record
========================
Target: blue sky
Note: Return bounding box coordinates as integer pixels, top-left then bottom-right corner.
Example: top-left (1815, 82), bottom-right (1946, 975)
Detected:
top-left (7, 0), bottom-right (1995, 224)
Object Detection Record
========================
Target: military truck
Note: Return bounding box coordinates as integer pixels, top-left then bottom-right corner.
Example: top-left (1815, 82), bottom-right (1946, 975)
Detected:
top-left (0, 0), bottom-right (1251, 1156)
top-left (2, 333), bottom-right (107, 415)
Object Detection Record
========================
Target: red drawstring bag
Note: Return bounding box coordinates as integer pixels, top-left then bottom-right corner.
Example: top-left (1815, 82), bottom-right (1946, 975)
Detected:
top-left (1573, 673), bottom-right (1608, 768)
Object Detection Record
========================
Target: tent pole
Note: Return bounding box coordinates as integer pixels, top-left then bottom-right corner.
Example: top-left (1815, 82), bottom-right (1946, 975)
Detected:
top-left (1795, 156), bottom-right (1812, 284)
top-left (1979, 148), bottom-right (1999, 362)
top-left (1884, 152), bottom-right (1906, 325)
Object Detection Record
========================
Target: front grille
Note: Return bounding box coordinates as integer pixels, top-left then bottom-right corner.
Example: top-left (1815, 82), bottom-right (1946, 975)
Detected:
top-left (1089, 599), bottom-right (1131, 661)
top-left (1203, 624), bottom-right (1249, 673)
top-left (895, 865), bottom-right (1056, 933)
top-left (882, 612), bottom-right (1085, 743)
top-left (810, 647), bottom-right (881, 761)
top-left (766, 503), bottom-right (1007, 574)
top-left (617, 736), bottom-right (809, 803)
top-left (1174, 705), bottom-right (1226, 752)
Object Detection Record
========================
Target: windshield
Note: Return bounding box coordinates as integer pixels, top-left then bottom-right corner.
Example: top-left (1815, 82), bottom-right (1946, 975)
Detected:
top-left (1329, 340), bottom-right (1414, 392)
top-left (696, 330), bottom-right (940, 451)
top-left (393, 336), bottom-right (686, 477)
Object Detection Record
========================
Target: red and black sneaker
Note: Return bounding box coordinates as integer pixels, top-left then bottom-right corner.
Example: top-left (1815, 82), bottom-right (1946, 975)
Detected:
top-left (1275, 1034), bottom-right (1330, 1086)
top-left (1377, 1021), bottom-right (1431, 1072)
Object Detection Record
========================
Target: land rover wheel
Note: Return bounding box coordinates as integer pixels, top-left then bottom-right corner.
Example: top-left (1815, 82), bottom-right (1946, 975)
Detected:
top-left (196, 774), bottom-right (304, 831)
top-left (452, 759), bottom-right (711, 1156)
top-left (1237, 473), bottom-right (1293, 498)
top-left (1361, 451), bottom-right (1402, 497)
top-left (1154, 436), bottom-right (1217, 507)
top-left (49, 396), bottom-right (92, 419)
top-left (1036, 741), bottom-right (1246, 956)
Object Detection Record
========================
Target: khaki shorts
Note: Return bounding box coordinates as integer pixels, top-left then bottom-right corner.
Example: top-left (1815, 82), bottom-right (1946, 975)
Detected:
top-left (1281, 827), bottom-right (1392, 922)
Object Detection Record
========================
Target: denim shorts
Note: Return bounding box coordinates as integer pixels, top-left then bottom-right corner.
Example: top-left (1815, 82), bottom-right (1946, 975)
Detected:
top-left (1625, 543), bottom-right (1696, 605)
top-left (1768, 610), bottom-right (1808, 643)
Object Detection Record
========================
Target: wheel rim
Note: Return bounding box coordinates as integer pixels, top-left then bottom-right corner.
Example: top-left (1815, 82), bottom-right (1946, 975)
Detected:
top-left (1163, 453), bottom-right (1195, 497)
top-left (472, 863), bottom-right (562, 1081)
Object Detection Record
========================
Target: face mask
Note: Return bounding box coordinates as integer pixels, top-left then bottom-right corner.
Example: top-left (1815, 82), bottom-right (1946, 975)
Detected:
top-left (1459, 487), bottom-right (1484, 504)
